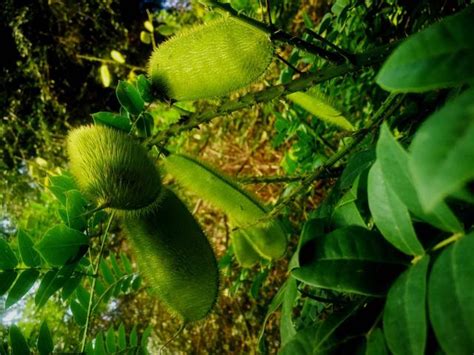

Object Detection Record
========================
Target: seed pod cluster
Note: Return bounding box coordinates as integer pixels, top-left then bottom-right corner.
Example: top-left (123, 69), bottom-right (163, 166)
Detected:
top-left (67, 125), bottom-right (219, 322)
top-left (164, 154), bottom-right (287, 264)
top-left (148, 17), bottom-right (274, 101)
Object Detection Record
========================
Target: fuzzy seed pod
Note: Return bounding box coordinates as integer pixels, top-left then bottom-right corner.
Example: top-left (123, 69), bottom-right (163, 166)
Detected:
top-left (148, 17), bottom-right (274, 101)
top-left (123, 188), bottom-right (219, 322)
top-left (67, 125), bottom-right (161, 210)
top-left (164, 154), bottom-right (287, 260)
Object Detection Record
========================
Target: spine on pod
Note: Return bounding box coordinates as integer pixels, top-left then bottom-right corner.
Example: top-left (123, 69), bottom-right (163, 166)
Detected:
top-left (67, 125), bottom-right (161, 210)
top-left (163, 154), bottom-right (287, 260)
top-left (123, 188), bottom-right (219, 322)
top-left (148, 17), bottom-right (274, 101)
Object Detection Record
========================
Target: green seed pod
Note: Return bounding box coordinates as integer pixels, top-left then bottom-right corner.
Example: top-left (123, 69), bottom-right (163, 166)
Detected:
top-left (231, 229), bottom-right (261, 268)
top-left (67, 125), bottom-right (161, 210)
top-left (123, 188), bottom-right (219, 322)
top-left (148, 17), bottom-right (274, 101)
top-left (163, 154), bottom-right (287, 260)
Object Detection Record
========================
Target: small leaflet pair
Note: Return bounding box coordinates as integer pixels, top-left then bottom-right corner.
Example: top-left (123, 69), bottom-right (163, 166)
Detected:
top-left (67, 125), bottom-right (218, 323)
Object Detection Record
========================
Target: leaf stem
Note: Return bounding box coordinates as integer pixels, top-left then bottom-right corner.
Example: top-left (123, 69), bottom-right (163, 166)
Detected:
top-left (80, 211), bottom-right (115, 353)
top-left (431, 232), bottom-right (464, 251)
top-left (76, 54), bottom-right (146, 72)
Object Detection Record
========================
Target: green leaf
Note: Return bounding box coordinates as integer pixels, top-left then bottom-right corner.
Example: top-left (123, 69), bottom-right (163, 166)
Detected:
top-left (250, 269), bottom-right (268, 299)
top-left (130, 325), bottom-right (138, 347)
top-left (136, 112), bottom-right (154, 138)
top-left (116, 81), bottom-right (145, 116)
top-left (292, 226), bottom-right (407, 296)
top-left (35, 263), bottom-right (77, 308)
top-left (289, 218), bottom-right (326, 270)
top-left (9, 325), bottom-right (30, 355)
top-left (340, 149), bottom-right (375, 190)
top-left (70, 299), bottom-right (87, 326)
top-left (99, 260), bottom-right (115, 285)
top-left (0, 238), bottom-right (18, 269)
top-left (6, 269), bottom-right (39, 308)
top-left (106, 327), bottom-right (116, 353)
top-left (376, 124), bottom-right (462, 233)
top-left (331, 182), bottom-right (366, 229)
top-left (65, 190), bottom-right (88, 231)
top-left (120, 253), bottom-right (133, 274)
top-left (368, 162), bottom-right (424, 256)
top-left (0, 271), bottom-right (17, 295)
top-left (61, 275), bottom-right (82, 301)
top-left (141, 325), bottom-right (152, 348)
top-left (95, 332), bottom-right (106, 355)
top-left (136, 75), bottom-right (153, 102)
top-left (92, 111), bottom-right (132, 133)
top-left (280, 277), bottom-right (298, 346)
top-left (117, 324), bottom-right (126, 350)
top-left (365, 328), bottom-right (388, 355)
top-left (36, 224), bottom-right (89, 266)
top-left (376, 5), bottom-right (474, 92)
top-left (37, 321), bottom-right (54, 355)
top-left (409, 88), bottom-right (474, 210)
top-left (428, 233), bottom-right (474, 354)
top-left (383, 256), bottom-right (429, 355)
top-left (287, 91), bottom-right (355, 131)
top-left (17, 229), bottom-right (41, 267)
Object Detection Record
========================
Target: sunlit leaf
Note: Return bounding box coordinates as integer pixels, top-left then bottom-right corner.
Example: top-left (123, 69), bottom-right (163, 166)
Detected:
top-left (36, 224), bottom-right (89, 266)
top-left (144, 20), bottom-right (153, 32)
top-left (106, 327), bottom-right (116, 353)
top-left (110, 50), bottom-right (125, 64)
top-left (429, 233), bottom-right (474, 354)
top-left (65, 190), bottom-right (88, 231)
top-left (376, 5), bottom-right (474, 92)
top-left (140, 31), bottom-right (151, 44)
top-left (100, 65), bottom-right (111, 88)
top-left (136, 74), bottom-right (153, 103)
top-left (116, 80), bottom-right (144, 116)
top-left (92, 111), bottom-right (132, 133)
top-left (384, 256), bottom-right (429, 355)
top-left (287, 91), bottom-right (354, 131)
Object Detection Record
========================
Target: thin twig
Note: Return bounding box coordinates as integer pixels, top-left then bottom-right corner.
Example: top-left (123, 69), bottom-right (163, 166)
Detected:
top-left (80, 211), bottom-right (115, 353)
top-left (76, 54), bottom-right (146, 72)
top-left (276, 53), bottom-right (302, 74)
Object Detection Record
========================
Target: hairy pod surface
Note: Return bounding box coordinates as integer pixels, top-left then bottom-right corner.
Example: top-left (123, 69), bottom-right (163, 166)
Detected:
top-left (67, 125), bottom-right (161, 210)
top-left (164, 154), bottom-right (287, 259)
top-left (123, 188), bottom-right (219, 322)
top-left (148, 17), bottom-right (274, 101)
top-left (231, 229), bottom-right (261, 268)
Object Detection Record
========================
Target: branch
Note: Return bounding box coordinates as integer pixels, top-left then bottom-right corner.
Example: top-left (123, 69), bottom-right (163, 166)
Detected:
top-left (76, 54), bottom-right (146, 72)
top-left (268, 93), bottom-right (405, 218)
top-left (237, 167), bottom-right (343, 184)
top-left (147, 42), bottom-right (396, 147)
top-left (80, 211), bottom-right (115, 353)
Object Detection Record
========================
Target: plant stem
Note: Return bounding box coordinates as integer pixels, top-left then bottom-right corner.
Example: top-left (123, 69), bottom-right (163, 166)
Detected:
top-left (238, 167), bottom-right (342, 184)
top-left (76, 54), bottom-right (146, 72)
top-left (431, 233), bottom-right (464, 251)
top-left (268, 93), bottom-right (404, 217)
top-left (80, 211), bottom-right (115, 353)
top-left (205, 0), bottom-right (344, 63)
top-left (147, 42), bottom-right (396, 147)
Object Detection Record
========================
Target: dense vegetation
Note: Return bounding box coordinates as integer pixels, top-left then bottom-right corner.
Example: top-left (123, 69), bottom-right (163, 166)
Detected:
top-left (1, 0), bottom-right (473, 353)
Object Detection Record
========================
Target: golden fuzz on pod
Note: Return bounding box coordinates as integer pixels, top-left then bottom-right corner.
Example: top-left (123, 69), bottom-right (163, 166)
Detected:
top-left (148, 17), bottom-right (274, 101)
top-left (67, 125), bottom-right (161, 210)
top-left (163, 154), bottom-right (287, 260)
top-left (123, 188), bottom-right (219, 322)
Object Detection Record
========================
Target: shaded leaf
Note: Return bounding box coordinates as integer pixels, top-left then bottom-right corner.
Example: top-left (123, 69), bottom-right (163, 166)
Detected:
top-left (92, 111), bottom-right (132, 133)
top-left (65, 190), bottom-right (88, 231)
top-left (136, 112), bottom-right (154, 138)
top-left (130, 325), bottom-right (138, 347)
top-left (36, 224), bottom-right (89, 266)
top-left (118, 324), bottom-right (126, 350)
top-left (429, 233), bottom-right (474, 354)
top-left (17, 229), bottom-right (41, 267)
top-left (409, 88), bottom-right (474, 210)
top-left (384, 256), bottom-right (429, 355)
top-left (116, 81), bottom-right (144, 116)
top-left (332, 182), bottom-right (366, 229)
top-left (35, 263), bottom-right (77, 308)
top-left (0, 238), bottom-right (18, 269)
top-left (61, 275), bottom-right (82, 301)
top-left (280, 277), bottom-right (298, 346)
top-left (376, 5), bottom-right (474, 92)
top-left (368, 162), bottom-right (424, 255)
top-left (106, 327), bottom-right (116, 353)
top-left (376, 124), bottom-right (462, 232)
top-left (340, 149), bottom-right (375, 190)
top-left (9, 325), bottom-right (30, 355)
top-left (6, 269), bottom-right (39, 308)
top-left (292, 226), bottom-right (407, 296)
top-left (70, 300), bottom-right (87, 326)
top-left (37, 321), bottom-right (54, 355)
top-left (0, 271), bottom-right (17, 296)
top-left (365, 328), bottom-right (388, 355)
top-left (136, 74), bottom-right (153, 102)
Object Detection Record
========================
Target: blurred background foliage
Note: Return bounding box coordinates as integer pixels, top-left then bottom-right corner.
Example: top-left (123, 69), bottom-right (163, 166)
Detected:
top-left (1, 0), bottom-right (470, 353)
